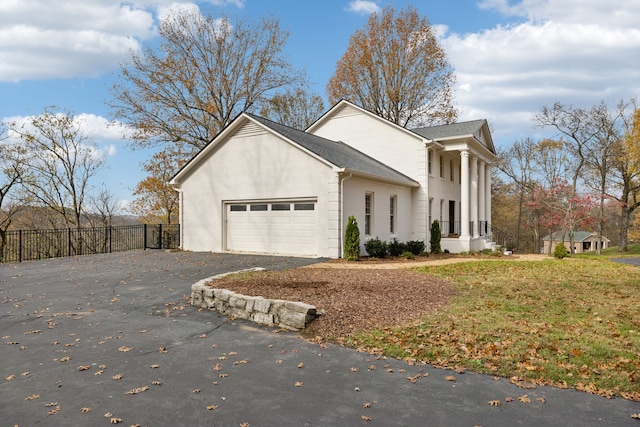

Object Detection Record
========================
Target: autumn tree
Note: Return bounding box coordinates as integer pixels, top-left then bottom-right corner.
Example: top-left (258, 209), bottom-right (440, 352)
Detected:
top-left (110, 8), bottom-right (307, 156)
top-left (611, 100), bottom-right (640, 251)
top-left (130, 150), bottom-right (180, 224)
top-left (7, 107), bottom-right (105, 235)
top-left (259, 87), bottom-right (325, 130)
top-left (327, 5), bottom-right (457, 128)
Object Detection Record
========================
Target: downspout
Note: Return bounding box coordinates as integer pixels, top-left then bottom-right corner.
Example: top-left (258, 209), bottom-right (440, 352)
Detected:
top-left (339, 172), bottom-right (353, 258)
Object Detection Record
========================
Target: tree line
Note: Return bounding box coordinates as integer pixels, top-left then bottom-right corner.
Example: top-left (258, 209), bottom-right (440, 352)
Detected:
top-left (494, 100), bottom-right (640, 253)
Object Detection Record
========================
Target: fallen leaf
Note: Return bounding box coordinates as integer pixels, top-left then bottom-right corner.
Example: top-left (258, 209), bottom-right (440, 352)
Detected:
top-left (81, 407), bottom-right (92, 412)
top-left (631, 413), bottom-right (640, 419)
top-left (152, 381), bottom-right (162, 385)
top-left (94, 370), bottom-right (104, 376)
top-left (363, 402), bottom-right (372, 408)
top-left (104, 412), bottom-right (113, 418)
top-left (505, 397), bottom-right (515, 402)
top-left (118, 346), bottom-right (134, 352)
top-left (361, 415), bottom-right (372, 421)
top-left (191, 389), bottom-right (201, 394)
top-left (110, 418), bottom-right (123, 424)
top-left (150, 364), bottom-right (160, 369)
top-left (350, 367), bottom-right (359, 372)
top-left (45, 402), bottom-right (58, 407)
top-left (219, 373), bottom-right (228, 378)
top-left (59, 356), bottom-right (71, 362)
top-left (517, 395), bottom-right (531, 404)
top-left (78, 365), bottom-right (91, 371)
top-left (25, 394), bottom-right (40, 400)
top-left (445, 375), bottom-right (457, 382)
top-left (298, 362), bottom-right (305, 369)
top-left (5, 375), bottom-right (16, 380)
top-left (240, 423), bottom-right (249, 427)
top-left (157, 347), bottom-right (168, 353)
top-left (294, 381), bottom-right (303, 387)
top-left (234, 359), bottom-right (249, 365)
top-left (48, 405), bottom-right (61, 415)
top-left (124, 385), bottom-right (149, 395)
top-left (206, 404), bottom-right (219, 410)
top-left (488, 400), bottom-right (501, 406)
top-left (275, 360), bottom-right (283, 365)
top-left (537, 397), bottom-right (546, 403)
top-left (112, 373), bottom-right (123, 380)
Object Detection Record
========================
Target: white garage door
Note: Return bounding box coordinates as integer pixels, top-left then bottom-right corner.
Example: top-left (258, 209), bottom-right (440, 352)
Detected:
top-left (226, 201), bottom-right (317, 256)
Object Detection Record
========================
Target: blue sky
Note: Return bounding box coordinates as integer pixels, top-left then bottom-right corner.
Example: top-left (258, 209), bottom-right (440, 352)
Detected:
top-left (1, 0), bottom-right (639, 210)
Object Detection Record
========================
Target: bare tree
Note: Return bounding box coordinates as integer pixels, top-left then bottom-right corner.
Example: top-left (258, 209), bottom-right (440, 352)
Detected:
top-left (327, 5), bottom-right (458, 128)
top-left (7, 107), bottom-right (105, 244)
top-left (259, 87), bottom-right (325, 130)
top-left (110, 8), bottom-right (307, 156)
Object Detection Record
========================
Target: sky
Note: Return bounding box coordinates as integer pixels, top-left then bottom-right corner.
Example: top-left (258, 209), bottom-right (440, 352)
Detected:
top-left (1, 0), bottom-right (639, 211)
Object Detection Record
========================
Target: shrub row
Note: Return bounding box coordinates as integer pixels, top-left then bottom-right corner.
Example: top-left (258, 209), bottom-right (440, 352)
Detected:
top-left (364, 237), bottom-right (426, 258)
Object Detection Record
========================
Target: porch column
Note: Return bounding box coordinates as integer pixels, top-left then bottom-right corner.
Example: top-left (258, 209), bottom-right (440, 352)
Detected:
top-left (471, 156), bottom-right (479, 238)
top-left (478, 160), bottom-right (486, 232)
top-left (460, 150), bottom-right (470, 239)
top-left (485, 164), bottom-right (492, 232)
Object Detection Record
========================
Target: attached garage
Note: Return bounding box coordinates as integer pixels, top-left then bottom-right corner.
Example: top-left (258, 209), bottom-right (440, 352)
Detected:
top-left (225, 200), bottom-right (317, 256)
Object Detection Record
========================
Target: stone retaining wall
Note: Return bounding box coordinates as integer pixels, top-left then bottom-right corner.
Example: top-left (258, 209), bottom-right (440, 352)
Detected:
top-left (190, 268), bottom-right (317, 331)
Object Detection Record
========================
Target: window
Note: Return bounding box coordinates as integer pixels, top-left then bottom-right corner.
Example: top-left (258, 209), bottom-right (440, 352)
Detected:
top-left (365, 193), bottom-right (373, 235)
top-left (271, 204), bottom-right (291, 211)
top-left (450, 159), bottom-right (454, 181)
top-left (294, 203), bottom-right (314, 211)
top-left (428, 198), bottom-right (433, 226)
top-left (439, 155), bottom-right (444, 178)
top-left (250, 204), bottom-right (268, 211)
top-left (230, 205), bottom-right (246, 211)
top-left (428, 150), bottom-right (433, 175)
top-left (390, 196), bottom-right (397, 234)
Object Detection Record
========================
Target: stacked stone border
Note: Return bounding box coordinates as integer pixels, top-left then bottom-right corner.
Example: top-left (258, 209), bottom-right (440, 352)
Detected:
top-left (190, 268), bottom-right (318, 331)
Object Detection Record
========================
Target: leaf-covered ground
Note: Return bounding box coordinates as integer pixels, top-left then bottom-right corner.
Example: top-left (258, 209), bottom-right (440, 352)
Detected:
top-left (210, 257), bottom-right (640, 400)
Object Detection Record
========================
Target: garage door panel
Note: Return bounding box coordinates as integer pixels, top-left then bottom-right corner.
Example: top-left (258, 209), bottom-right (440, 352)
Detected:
top-left (226, 201), bottom-right (317, 256)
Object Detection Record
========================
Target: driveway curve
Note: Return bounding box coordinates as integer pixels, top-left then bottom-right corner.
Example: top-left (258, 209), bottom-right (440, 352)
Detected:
top-left (1, 251), bottom-right (638, 426)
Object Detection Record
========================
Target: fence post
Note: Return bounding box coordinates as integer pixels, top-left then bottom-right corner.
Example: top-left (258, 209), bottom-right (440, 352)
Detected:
top-left (143, 224), bottom-right (147, 250)
top-left (158, 224), bottom-right (163, 249)
top-left (109, 226), bottom-right (112, 253)
top-left (18, 229), bottom-right (22, 263)
top-left (68, 228), bottom-right (71, 257)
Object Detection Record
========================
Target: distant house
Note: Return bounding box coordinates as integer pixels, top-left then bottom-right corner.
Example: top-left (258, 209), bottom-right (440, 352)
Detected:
top-left (543, 231), bottom-right (610, 254)
top-left (170, 100), bottom-right (496, 258)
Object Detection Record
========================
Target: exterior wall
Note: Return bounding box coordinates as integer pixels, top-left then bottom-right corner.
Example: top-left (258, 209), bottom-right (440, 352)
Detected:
top-left (342, 177), bottom-right (413, 255)
top-left (179, 124), bottom-right (339, 258)
top-left (310, 105), bottom-right (428, 245)
top-left (544, 236), bottom-right (609, 254)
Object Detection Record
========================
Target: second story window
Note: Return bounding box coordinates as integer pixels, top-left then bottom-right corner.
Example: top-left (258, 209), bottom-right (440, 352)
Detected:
top-left (439, 155), bottom-right (444, 178)
top-left (365, 193), bottom-right (373, 235)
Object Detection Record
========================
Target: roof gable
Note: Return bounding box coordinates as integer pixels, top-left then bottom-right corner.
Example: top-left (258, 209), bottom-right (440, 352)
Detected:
top-left (172, 112), bottom-right (418, 187)
top-left (412, 119), bottom-right (496, 155)
top-left (247, 114), bottom-right (418, 186)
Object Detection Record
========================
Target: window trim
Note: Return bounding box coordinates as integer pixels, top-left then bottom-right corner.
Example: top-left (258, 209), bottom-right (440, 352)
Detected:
top-left (365, 192), bottom-right (373, 236)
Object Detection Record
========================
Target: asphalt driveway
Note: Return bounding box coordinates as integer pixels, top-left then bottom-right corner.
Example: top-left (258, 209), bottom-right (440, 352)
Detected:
top-left (1, 251), bottom-right (638, 426)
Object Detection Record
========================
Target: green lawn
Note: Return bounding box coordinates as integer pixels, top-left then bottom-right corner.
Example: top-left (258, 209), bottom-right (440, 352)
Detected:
top-left (347, 258), bottom-right (640, 399)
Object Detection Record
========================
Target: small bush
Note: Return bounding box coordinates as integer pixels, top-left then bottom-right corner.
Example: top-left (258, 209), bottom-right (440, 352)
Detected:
top-left (553, 243), bottom-right (568, 259)
top-left (388, 238), bottom-right (406, 257)
top-left (405, 240), bottom-right (426, 255)
top-left (430, 220), bottom-right (442, 254)
top-left (344, 216), bottom-right (360, 261)
top-left (400, 251), bottom-right (415, 259)
top-left (365, 237), bottom-right (388, 258)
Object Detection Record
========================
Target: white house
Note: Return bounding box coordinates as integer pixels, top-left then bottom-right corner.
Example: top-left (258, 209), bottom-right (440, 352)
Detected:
top-left (170, 100), bottom-right (496, 258)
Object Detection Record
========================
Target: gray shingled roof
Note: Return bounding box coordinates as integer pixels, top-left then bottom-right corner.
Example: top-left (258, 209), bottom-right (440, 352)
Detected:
top-left (411, 119), bottom-right (487, 140)
top-left (543, 231), bottom-right (608, 242)
top-left (247, 114), bottom-right (418, 186)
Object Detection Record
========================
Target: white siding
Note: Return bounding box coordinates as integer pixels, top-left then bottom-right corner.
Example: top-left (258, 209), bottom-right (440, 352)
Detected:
top-left (342, 177), bottom-right (414, 255)
top-left (179, 121), bottom-right (339, 257)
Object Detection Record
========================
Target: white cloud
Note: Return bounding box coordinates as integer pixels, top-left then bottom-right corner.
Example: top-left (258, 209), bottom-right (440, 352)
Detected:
top-left (345, 1), bottom-right (381, 15)
top-left (0, 1), bottom-right (167, 82)
top-left (442, 0), bottom-right (640, 144)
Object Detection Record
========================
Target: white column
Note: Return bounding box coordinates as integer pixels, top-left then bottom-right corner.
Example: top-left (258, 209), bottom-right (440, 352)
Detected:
top-left (471, 156), bottom-right (479, 238)
top-left (460, 150), bottom-right (470, 239)
top-left (478, 160), bottom-right (486, 234)
top-left (485, 164), bottom-right (492, 231)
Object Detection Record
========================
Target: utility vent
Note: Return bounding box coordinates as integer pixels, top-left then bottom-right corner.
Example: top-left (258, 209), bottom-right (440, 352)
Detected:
top-left (235, 122), bottom-right (267, 138)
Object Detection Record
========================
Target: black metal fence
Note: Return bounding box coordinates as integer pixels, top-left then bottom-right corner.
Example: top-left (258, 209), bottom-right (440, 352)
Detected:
top-left (0, 224), bottom-right (180, 263)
